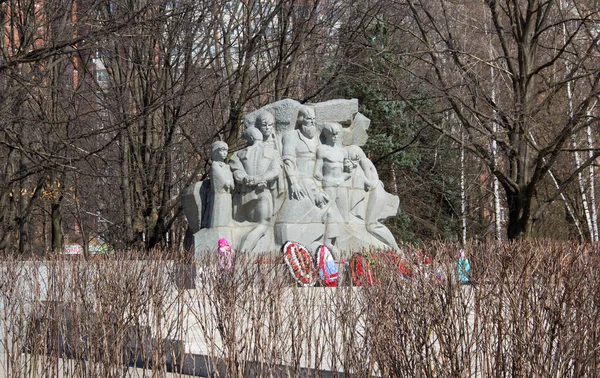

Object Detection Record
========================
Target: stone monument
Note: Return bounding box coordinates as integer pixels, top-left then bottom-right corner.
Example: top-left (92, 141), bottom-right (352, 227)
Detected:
top-left (182, 99), bottom-right (400, 256)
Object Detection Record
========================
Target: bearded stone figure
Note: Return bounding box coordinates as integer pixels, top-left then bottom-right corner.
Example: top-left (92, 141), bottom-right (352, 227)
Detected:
top-left (182, 99), bottom-right (400, 256)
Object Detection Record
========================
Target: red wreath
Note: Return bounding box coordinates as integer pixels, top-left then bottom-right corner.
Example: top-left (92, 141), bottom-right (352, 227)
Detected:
top-left (282, 241), bottom-right (317, 287)
top-left (349, 253), bottom-right (376, 286)
top-left (375, 252), bottom-right (413, 280)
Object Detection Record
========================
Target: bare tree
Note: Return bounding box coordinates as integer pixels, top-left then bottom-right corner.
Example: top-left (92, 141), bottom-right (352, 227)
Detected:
top-left (393, 0), bottom-right (600, 239)
top-left (0, 0), bottom-right (167, 253)
top-left (83, 0), bottom-right (385, 250)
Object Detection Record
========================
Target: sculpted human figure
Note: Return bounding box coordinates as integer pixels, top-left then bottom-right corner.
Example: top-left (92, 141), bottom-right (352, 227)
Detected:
top-left (315, 122), bottom-right (353, 221)
top-left (281, 105), bottom-right (328, 207)
top-left (346, 145), bottom-right (399, 249)
top-left (229, 121), bottom-right (282, 252)
top-left (209, 141), bottom-right (235, 227)
top-left (276, 106), bottom-right (335, 250)
top-left (256, 110), bottom-right (276, 146)
top-left (185, 98), bottom-right (401, 255)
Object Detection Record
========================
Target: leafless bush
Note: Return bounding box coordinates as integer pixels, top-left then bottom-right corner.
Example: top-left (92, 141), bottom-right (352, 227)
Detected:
top-left (1, 241), bottom-right (598, 377)
top-left (363, 241), bottom-right (600, 377)
top-left (0, 250), bottom-right (184, 377)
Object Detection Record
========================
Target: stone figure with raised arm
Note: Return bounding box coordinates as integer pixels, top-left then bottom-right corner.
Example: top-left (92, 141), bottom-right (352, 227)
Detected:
top-left (229, 113), bottom-right (282, 252)
top-left (346, 145), bottom-right (399, 250)
top-left (209, 141), bottom-right (235, 227)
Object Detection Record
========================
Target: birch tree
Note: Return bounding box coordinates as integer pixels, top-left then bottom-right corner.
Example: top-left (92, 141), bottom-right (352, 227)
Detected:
top-left (397, 0), bottom-right (600, 239)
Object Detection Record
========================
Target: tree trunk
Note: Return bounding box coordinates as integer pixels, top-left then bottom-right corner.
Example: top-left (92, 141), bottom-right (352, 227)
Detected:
top-left (506, 191), bottom-right (531, 240)
top-left (18, 151), bottom-right (29, 254)
top-left (120, 130), bottom-right (134, 248)
top-left (51, 196), bottom-right (63, 251)
top-left (460, 129), bottom-right (467, 246)
top-left (586, 115), bottom-right (599, 242)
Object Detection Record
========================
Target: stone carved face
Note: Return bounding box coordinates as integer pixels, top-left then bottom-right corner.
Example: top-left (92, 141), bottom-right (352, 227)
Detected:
top-left (325, 127), bottom-right (339, 145)
top-left (257, 112), bottom-right (275, 139)
top-left (243, 127), bottom-right (263, 145)
top-left (298, 107), bottom-right (317, 139)
top-left (321, 122), bottom-right (341, 146)
top-left (211, 141), bottom-right (229, 162)
top-left (217, 148), bottom-right (228, 161)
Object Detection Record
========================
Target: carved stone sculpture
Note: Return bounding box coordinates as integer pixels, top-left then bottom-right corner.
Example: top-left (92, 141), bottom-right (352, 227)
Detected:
top-left (276, 105), bottom-right (331, 250)
top-left (229, 115), bottom-right (282, 252)
top-left (182, 99), bottom-right (401, 257)
top-left (346, 145), bottom-right (399, 250)
top-left (209, 141), bottom-right (234, 227)
top-left (315, 122), bottom-right (353, 221)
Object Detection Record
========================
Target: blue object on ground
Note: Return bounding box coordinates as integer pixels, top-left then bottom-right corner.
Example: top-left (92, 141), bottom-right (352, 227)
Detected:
top-left (456, 258), bottom-right (471, 283)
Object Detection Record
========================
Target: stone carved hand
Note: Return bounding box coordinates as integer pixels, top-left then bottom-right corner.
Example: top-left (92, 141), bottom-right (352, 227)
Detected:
top-left (364, 180), bottom-right (376, 191)
top-left (315, 191), bottom-right (330, 208)
top-left (243, 176), bottom-right (256, 186)
top-left (290, 180), bottom-right (306, 199)
top-left (343, 158), bottom-right (356, 173)
top-left (256, 181), bottom-right (267, 190)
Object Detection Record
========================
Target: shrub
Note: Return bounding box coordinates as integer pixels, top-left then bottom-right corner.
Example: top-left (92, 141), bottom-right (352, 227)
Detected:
top-left (0, 241), bottom-right (598, 377)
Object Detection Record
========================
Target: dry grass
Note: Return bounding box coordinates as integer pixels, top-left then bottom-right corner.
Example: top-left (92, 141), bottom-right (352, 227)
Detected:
top-left (0, 241), bottom-right (598, 377)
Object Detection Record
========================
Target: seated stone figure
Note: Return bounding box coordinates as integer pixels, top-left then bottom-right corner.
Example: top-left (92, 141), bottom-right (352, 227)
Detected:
top-left (276, 106), bottom-right (330, 250)
top-left (229, 121), bottom-right (282, 252)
